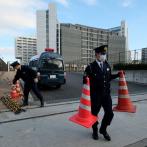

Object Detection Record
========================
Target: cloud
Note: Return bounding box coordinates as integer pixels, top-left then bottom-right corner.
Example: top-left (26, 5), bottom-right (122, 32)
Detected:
top-left (81, 0), bottom-right (97, 5)
top-left (122, 0), bottom-right (133, 7)
top-left (0, 0), bottom-right (47, 37)
top-left (0, 47), bottom-right (14, 56)
top-left (54, 0), bottom-right (69, 7)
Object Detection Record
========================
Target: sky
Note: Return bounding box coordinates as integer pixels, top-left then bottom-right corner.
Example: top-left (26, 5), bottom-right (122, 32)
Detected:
top-left (0, 0), bottom-right (147, 63)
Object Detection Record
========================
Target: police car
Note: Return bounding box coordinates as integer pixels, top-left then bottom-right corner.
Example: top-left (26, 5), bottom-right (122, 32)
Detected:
top-left (29, 48), bottom-right (66, 88)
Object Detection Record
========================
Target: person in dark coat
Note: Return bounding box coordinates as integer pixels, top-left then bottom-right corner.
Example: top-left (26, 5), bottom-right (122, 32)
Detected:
top-left (83, 45), bottom-right (123, 141)
top-left (10, 61), bottom-right (44, 107)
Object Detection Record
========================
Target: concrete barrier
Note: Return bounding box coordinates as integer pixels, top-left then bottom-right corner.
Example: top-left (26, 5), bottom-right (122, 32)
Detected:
top-left (112, 70), bottom-right (147, 85)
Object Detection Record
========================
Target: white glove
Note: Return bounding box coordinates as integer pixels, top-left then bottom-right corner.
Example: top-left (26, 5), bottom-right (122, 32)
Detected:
top-left (11, 84), bottom-right (15, 87)
top-left (34, 78), bottom-right (38, 83)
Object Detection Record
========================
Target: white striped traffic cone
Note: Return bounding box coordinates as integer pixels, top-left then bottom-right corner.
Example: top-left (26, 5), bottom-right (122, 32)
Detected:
top-left (113, 71), bottom-right (137, 113)
top-left (69, 77), bottom-right (99, 128)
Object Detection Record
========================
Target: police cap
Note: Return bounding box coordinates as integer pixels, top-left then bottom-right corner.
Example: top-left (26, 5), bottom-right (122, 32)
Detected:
top-left (10, 61), bottom-right (20, 68)
top-left (93, 45), bottom-right (108, 54)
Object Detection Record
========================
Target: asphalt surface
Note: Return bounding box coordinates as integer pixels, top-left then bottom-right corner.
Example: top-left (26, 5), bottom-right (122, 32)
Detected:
top-left (31, 72), bottom-right (147, 101)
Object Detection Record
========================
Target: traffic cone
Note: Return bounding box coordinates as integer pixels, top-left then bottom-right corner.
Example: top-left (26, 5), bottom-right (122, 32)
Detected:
top-left (69, 77), bottom-right (99, 128)
top-left (15, 81), bottom-right (23, 95)
top-left (10, 87), bottom-right (20, 99)
top-left (15, 80), bottom-right (19, 86)
top-left (113, 70), bottom-right (137, 113)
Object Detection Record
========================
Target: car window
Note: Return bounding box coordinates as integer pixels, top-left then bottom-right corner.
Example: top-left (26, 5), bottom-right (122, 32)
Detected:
top-left (41, 59), bottom-right (63, 70)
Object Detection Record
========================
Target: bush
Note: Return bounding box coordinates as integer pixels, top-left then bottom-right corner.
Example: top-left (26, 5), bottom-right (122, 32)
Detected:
top-left (113, 63), bottom-right (147, 70)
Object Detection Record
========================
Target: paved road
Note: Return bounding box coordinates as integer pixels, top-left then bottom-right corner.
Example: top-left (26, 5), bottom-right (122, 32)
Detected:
top-left (31, 72), bottom-right (147, 101)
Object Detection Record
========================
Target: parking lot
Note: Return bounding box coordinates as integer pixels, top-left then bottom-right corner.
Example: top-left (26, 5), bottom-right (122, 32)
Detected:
top-left (31, 72), bottom-right (147, 101)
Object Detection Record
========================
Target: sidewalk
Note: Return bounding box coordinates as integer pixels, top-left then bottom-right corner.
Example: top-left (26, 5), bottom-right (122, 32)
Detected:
top-left (0, 72), bottom-right (24, 110)
top-left (0, 94), bottom-right (147, 147)
top-left (0, 72), bottom-right (34, 110)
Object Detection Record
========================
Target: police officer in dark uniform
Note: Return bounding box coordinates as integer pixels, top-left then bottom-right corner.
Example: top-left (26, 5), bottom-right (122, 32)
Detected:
top-left (83, 45), bottom-right (123, 141)
top-left (10, 61), bottom-right (44, 107)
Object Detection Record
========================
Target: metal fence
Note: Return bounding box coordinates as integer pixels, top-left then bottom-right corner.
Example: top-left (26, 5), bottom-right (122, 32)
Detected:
top-left (109, 49), bottom-right (142, 64)
top-left (65, 49), bottom-right (143, 72)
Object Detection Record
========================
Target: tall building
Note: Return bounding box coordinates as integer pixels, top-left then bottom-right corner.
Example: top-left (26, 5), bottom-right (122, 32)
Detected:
top-left (142, 48), bottom-right (147, 62)
top-left (108, 20), bottom-right (130, 64)
top-left (37, 3), bottom-right (60, 54)
top-left (15, 34), bottom-right (37, 65)
top-left (36, 3), bottom-right (130, 66)
top-left (60, 23), bottom-right (127, 65)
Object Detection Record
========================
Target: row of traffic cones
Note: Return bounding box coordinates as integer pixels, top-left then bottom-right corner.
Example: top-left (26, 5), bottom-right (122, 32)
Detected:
top-left (10, 81), bottom-right (22, 99)
top-left (1, 78), bottom-right (26, 114)
top-left (4, 78), bottom-right (23, 99)
top-left (69, 70), bottom-right (137, 128)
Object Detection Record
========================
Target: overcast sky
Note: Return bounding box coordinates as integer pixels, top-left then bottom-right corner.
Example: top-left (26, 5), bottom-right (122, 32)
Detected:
top-left (0, 0), bottom-right (147, 63)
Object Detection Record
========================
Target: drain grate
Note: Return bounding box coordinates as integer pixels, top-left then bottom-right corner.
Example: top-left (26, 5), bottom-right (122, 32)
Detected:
top-left (30, 91), bottom-right (147, 106)
top-left (30, 97), bottom-right (80, 106)
top-left (45, 97), bottom-right (80, 104)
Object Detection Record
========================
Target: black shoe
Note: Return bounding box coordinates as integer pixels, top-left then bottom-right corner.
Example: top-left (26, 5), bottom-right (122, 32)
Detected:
top-left (21, 101), bottom-right (28, 107)
top-left (92, 127), bottom-right (98, 140)
top-left (99, 129), bottom-right (111, 141)
top-left (40, 100), bottom-right (44, 107)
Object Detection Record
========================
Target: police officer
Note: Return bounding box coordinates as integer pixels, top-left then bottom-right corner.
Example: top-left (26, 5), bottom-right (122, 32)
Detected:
top-left (10, 61), bottom-right (44, 107)
top-left (83, 45), bottom-right (123, 141)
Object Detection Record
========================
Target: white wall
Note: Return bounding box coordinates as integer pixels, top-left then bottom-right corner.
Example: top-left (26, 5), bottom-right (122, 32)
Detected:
top-left (121, 20), bottom-right (130, 62)
top-left (15, 35), bottom-right (37, 65)
top-left (112, 70), bottom-right (147, 85)
top-left (37, 10), bottom-right (46, 54)
top-left (49, 3), bottom-right (57, 52)
top-left (121, 20), bottom-right (129, 51)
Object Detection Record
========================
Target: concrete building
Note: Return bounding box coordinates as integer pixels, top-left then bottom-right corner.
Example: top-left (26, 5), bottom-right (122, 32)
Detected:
top-left (37, 3), bottom-right (59, 54)
top-left (142, 48), bottom-right (147, 62)
top-left (36, 3), bottom-right (130, 66)
top-left (60, 23), bottom-right (128, 65)
top-left (107, 20), bottom-right (130, 64)
top-left (15, 34), bottom-right (37, 65)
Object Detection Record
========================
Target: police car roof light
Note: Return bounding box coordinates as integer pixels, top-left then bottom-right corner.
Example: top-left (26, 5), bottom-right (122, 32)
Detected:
top-left (35, 53), bottom-right (38, 55)
top-left (45, 48), bottom-right (54, 52)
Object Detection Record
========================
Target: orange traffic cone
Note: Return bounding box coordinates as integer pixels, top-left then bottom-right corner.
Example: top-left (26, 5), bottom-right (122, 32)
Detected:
top-left (69, 77), bottom-right (99, 128)
top-left (15, 81), bottom-right (23, 95)
top-left (113, 70), bottom-right (137, 113)
top-left (15, 80), bottom-right (19, 86)
top-left (10, 87), bottom-right (20, 99)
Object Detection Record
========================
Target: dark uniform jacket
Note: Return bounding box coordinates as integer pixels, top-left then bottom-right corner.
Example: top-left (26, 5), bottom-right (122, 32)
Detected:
top-left (13, 65), bottom-right (37, 84)
top-left (85, 60), bottom-right (118, 96)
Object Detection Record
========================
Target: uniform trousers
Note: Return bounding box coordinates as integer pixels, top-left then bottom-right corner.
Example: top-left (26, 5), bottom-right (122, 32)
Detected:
top-left (24, 81), bottom-right (43, 102)
top-left (91, 92), bottom-right (114, 128)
